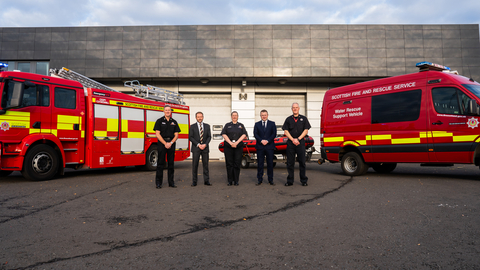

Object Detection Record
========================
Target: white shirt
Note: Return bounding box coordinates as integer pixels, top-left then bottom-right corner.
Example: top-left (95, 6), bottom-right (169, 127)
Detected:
top-left (197, 122), bottom-right (204, 146)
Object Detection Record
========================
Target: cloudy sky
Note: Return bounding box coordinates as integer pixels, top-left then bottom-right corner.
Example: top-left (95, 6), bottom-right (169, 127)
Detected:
top-left (1, 0), bottom-right (479, 27)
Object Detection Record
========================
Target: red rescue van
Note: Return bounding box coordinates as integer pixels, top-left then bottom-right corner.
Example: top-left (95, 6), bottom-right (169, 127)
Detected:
top-left (320, 62), bottom-right (480, 176)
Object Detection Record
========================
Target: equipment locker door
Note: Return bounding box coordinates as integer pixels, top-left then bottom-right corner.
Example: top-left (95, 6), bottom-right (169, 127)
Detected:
top-left (53, 86), bottom-right (85, 165)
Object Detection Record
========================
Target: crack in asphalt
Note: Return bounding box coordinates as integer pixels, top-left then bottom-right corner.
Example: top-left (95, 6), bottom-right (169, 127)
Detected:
top-left (0, 181), bottom-right (130, 225)
top-left (11, 177), bottom-right (354, 270)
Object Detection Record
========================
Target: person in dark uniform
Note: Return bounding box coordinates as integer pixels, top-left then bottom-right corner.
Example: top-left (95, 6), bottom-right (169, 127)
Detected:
top-left (189, 111), bottom-right (212, 186)
top-left (154, 104), bottom-right (181, 189)
top-left (282, 102), bottom-right (311, 186)
top-left (253, 109), bottom-right (277, 186)
top-left (221, 111), bottom-right (247, 186)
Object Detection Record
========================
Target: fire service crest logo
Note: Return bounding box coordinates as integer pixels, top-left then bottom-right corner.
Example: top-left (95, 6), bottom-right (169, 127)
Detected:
top-left (1, 121), bottom-right (10, 131)
top-left (467, 117), bottom-right (479, 129)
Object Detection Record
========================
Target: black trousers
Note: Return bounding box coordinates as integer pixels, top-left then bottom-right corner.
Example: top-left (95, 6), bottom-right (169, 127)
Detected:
top-left (192, 149), bottom-right (209, 184)
top-left (257, 148), bottom-right (274, 183)
top-left (286, 140), bottom-right (308, 184)
top-left (156, 142), bottom-right (175, 187)
top-left (224, 145), bottom-right (243, 184)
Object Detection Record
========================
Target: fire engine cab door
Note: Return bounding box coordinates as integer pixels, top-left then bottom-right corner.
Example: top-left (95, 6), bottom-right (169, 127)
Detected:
top-left (428, 86), bottom-right (476, 163)
top-left (53, 86), bottom-right (85, 165)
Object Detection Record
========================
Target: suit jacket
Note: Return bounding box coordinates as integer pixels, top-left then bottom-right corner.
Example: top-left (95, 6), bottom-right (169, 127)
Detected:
top-left (189, 122), bottom-right (211, 153)
top-left (253, 120), bottom-right (277, 150)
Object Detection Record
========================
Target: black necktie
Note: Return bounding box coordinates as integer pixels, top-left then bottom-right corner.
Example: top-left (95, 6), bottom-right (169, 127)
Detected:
top-left (263, 121), bottom-right (266, 130)
top-left (200, 124), bottom-right (203, 144)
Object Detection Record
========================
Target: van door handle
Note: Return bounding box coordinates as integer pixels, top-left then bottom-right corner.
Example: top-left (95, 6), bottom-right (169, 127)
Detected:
top-left (432, 121), bottom-right (443, 125)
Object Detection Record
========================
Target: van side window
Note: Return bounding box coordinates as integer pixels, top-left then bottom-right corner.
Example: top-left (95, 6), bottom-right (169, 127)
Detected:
top-left (371, 89), bottom-right (422, 124)
top-left (55, 87), bottom-right (76, 109)
top-left (432, 87), bottom-right (472, 115)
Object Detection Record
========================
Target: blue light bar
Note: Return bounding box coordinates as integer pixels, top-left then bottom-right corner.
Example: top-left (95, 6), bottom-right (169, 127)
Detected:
top-left (0, 62), bottom-right (8, 68)
top-left (416, 61), bottom-right (450, 71)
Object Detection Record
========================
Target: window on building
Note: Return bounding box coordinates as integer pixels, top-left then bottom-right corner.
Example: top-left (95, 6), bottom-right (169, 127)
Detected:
top-left (432, 87), bottom-right (473, 115)
top-left (55, 87), bottom-right (76, 109)
top-left (371, 89), bottom-right (422, 124)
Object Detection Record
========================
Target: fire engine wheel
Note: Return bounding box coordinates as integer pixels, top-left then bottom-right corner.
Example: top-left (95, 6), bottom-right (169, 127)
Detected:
top-left (241, 156), bottom-right (250, 169)
top-left (341, 152), bottom-right (368, 176)
top-left (143, 145), bottom-right (158, 171)
top-left (0, 170), bottom-right (13, 177)
top-left (371, 163), bottom-right (397, 173)
top-left (22, 145), bottom-right (59, 181)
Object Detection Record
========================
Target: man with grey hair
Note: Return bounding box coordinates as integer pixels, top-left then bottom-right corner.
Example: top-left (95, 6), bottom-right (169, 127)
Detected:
top-left (282, 102), bottom-right (311, 186)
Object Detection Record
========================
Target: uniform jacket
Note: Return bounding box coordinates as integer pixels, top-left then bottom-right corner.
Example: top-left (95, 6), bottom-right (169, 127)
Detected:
top-left (189, 122), bottom-right (211, 153)
top-left (253, 120), bottom-right (277, 150)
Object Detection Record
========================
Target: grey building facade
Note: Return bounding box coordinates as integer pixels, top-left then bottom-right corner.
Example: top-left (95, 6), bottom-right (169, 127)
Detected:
top-left (1, 24), bottom-right (480, 158)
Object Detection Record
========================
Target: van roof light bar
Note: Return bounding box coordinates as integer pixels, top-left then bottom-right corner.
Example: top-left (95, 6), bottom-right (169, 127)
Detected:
top-left (416, 61), bottom-right (451, 72)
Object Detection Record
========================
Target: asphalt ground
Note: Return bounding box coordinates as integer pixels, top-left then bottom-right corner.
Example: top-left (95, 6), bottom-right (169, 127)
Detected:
top-left (1, 160), bottom-right (479, 269)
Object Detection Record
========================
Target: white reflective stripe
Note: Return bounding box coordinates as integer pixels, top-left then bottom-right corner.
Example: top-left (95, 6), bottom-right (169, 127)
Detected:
top-left (146, 110), bottom-right (163, 122)
top-left (94, 104), bottom-right (118, 119)
top-left (121, 138), bottom-right (144, 152)
top-left (175, 138), bottom-right (189, 150)
top-left (121, 107), bottom-right (144, 121)
top-left (172, 112), bottom-right (189, 125)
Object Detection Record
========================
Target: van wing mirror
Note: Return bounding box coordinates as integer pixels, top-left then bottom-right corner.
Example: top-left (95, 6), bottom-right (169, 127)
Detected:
top-left (467, 99), bottom-right (480, 115)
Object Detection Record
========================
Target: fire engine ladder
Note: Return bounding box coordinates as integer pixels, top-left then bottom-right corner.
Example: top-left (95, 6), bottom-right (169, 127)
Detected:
top-left (124, 80), bottom-right (185, 105)
top-left (50, 67), bottom-right (119, 92)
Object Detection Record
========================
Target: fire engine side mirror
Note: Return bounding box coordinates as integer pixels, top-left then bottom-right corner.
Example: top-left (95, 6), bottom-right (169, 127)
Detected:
top-left (467, 99), bottom-right (480, 115)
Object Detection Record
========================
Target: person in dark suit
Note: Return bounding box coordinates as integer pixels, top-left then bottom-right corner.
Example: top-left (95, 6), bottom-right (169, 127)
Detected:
top-left (253, 109), bottom-right (277, 185)
top-left (189, 112), bottom-right (212, 186)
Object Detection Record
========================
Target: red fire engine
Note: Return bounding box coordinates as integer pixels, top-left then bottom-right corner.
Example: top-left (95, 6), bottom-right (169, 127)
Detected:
top-left (0, 67), bottom-right (190, 181)
top-left (320, 62), bottom-right (480, 176)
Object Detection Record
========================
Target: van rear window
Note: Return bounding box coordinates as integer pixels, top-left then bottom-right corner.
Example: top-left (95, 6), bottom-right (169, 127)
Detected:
top-left (371, 89), bottom-right (422, 124)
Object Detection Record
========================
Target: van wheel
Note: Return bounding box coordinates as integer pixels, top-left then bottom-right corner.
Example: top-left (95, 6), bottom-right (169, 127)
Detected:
top-left (0, 170), bottom-right (13, 177)
top-left (142, 145), bottom-right (158, 171)
top-left (372, 163), bottom-right (397, 173)
top-left (22, 145), bottom-right (59, 181)
top-left (241, 156), bottom-right (250, 168)
top-left (341, 152), bottom-right (368, 176)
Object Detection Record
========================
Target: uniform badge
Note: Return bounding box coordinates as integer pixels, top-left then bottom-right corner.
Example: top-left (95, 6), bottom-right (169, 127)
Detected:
top-left (1, 121), bottom-right (10, 131)
top-left (300, 118), bottom-right (303, 121)
top-left (170, 122), bottom-right (175, 125)
top-left (467, 117), bottom-right (479, 129)
top-left (162, 122), bottom-right (166, 124)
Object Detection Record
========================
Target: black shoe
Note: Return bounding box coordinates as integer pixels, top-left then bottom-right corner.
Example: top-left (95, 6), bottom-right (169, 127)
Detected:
top-left (169, 185), bottom-right (177, 188)
top-left (234, 182), bottom-right (239, 186)
top-left (284, 182), bottom-right (293, 186)
top-left (256, 182), bottom-right (262, 186)
top-left (156, 186), bottom-right (162, 189)
top-left (302, 183), bottom-right (308, 186)
top-left (227, 183), bottom-right (232, 186)
top-left (191, 183), bottom-right (197, 187)
top-left (204, 182), bottom-right (212, 186)
top-left (269, 182), bottom-right (275, 186)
